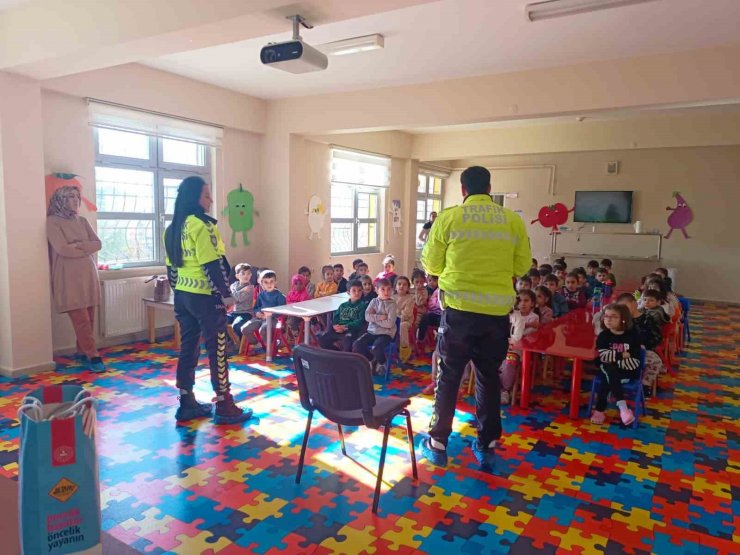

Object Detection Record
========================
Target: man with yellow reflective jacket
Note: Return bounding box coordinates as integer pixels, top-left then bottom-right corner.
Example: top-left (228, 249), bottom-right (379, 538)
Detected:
top-left (420, 166), bottom-right (532, 469)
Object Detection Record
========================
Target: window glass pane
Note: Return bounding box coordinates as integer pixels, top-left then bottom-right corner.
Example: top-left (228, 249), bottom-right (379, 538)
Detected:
top-left (162, 138), bottom-right (206, 167)
top-left (417, 200), bottom-right (426, 221)
top-left (432, 177), bottom-right (442, 195)
top-left (331, 184), bottom-right (355, 219)
top-left (331, 223), bottom-right (354, 254)
top-left (95, 167), bottom-right (154, 213)
top-left (163, 178), bottom-right (181, 215)
top-left (357, 222), bottom-right (378, 249)
top-left (97, 128), bottom-right (150, 160)
top-left (417, 175), bottom-right (427, 193)
top-left (97, 219), bottom-right (154, 264)
top-left (432, 199), bottom-right (442, 213)
top-left (427, 199), bottom-right (436, 217)
top-left (357, 192), bottom-right (378, 219)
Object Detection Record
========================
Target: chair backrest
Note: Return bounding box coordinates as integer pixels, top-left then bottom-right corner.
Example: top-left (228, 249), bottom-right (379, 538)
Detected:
top-left (637, 347), bottom-right (647, 382)
top-left (292, 345), bottom-right (377, 426)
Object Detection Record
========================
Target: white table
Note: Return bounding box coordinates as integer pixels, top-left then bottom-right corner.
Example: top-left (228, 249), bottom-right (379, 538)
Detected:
top-left (262, 293), bottom-right (349, 361)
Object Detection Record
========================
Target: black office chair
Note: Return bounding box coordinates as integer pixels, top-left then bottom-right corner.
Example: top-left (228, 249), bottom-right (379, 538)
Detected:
top-left (292, 345), bottom-right (417, 513)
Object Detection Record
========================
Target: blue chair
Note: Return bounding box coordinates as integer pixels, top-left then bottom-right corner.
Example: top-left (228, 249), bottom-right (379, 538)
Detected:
top-left (587, 348), bottom-right (647, 429)
top-left (678, 296), bottom-right (691, 348)
top-left (383, 318), bottom-right (401, 382)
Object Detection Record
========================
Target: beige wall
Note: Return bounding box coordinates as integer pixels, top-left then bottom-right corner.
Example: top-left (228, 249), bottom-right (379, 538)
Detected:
top-left (443, 147), bottom-right (740, 303)
top-left (286, 133), bottom-right (418, 289)
top-left (40, 88), bottom-right (263, 353)
top-left (0, 72), bottom-right (55, 375)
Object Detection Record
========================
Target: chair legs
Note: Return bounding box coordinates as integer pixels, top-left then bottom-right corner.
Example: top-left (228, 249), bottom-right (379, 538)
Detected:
top-left (295, 410), bottom-right (314, 484)
top-left (372, 423), bottom-right (392, 514)
top-left (402, 409), bottom-right (418, 480)
top-left (297, 410), bottom-right (417, 514)
top-left (337, 423), bottom-right (347, 456)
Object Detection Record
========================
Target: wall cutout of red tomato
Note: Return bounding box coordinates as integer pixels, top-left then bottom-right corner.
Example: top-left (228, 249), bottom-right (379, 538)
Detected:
top-left (531, 203), bottom-right (574, 232)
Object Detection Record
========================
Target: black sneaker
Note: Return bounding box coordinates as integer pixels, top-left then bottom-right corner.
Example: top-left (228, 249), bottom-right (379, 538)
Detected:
top-left (175, 393), bottom-right (213, 421)
top-left (214, 393), bottom-right (253, 425)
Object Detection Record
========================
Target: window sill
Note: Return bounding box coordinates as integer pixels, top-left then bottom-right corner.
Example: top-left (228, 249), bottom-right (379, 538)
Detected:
top-left (99, 266), bottom-right (166, 281)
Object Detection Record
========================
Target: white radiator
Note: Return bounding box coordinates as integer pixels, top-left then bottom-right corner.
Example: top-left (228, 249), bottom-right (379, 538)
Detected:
top-left (101, 278), bottom-right (152, 337)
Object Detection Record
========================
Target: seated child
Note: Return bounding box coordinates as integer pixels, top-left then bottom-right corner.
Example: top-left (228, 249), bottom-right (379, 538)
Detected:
top-left (374, 254), bottom-right (398, 287)
top-left (516, 276), bottom-right (532, 292)
top-left (641, 289), bottom-right (671, 325)
top-left (544, 274), bottom-right (569, 317)
top-left (318, 280), bottom-right (366, 351)
top-left (499, 290), bottom-right (539, 405)
top-left (573, 267), bottom-right (588, 294)
top-left (298, 266), bottom-right (316, 298)
top-left (539, 263), bottom-right (553, 275)
top-left (585, 260), bottom-right (599, 296)
top-left (356, 262), bottom-right (370, 279)
top-left (534, 285), bottom-right (554, 324)
top-left (360, 275), bottom-right (377, 304)
top-left (553, 257), bottom-right (567, 270)
top-left (353, 278), bottom-right (397, 375)
top-left (333, 263), bottom-right (348, 293)
top-left (654, 267), bottom-right (673, 292)
top-left (411, 268), bottom-right (429, 329)
top-left (593, 267), bottom-right (612, 299)
top-left (228, 263), bottom-right (254, 340)
top-left (617, 293), bottom-right (664, 393)
top-left (600, 258), bottom-right (617, 287)
top-left (527, 268), bottom-right (541, 288)
top-left (591, 303), bottom-right (641, 425)
top-left (561, 271), bottom-right (587, 309)
top-left (393, 276), bottom-right (415, 361)
top-left (417, 275), bottom-right (442, 341)
top-left (347, 258), bottom-right (364, 282)
top-left (242, 270), bottom-right (287, 346)
top-left (315, 265), bottom-right (339, 298)
top-left (425, 274), bottom-right (438, 297)
top-left (642, 277), bottom-right (677, 317)
top-left (531, 258), bottom-right (538, 269)
top-left (553, 263), bottom-right (567, 287)
top-left (285, 274), bottom-right (311, 337)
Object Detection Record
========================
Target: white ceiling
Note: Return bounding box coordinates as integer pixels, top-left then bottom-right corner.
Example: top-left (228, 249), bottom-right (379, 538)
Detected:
top-left (143, 0), bottom-right (740, 100)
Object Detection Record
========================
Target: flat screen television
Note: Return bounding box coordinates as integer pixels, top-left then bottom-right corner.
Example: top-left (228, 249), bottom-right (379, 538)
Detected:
top-left (573, 190), bottom-right (633, 223)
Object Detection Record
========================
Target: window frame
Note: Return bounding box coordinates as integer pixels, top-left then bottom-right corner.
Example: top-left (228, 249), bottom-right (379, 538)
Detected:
top-left (93, 128), bottom-right (211, 268)
top-left (330, 184), bottom-right (382, 256)
top-left (415, 172), bottom-right (445, 252)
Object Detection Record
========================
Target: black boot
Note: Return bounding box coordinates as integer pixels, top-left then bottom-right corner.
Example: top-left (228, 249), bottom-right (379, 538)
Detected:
top-left (214, 392), bottom-right (253, 424)
top-left (175, 391), bottom-right (213, 421)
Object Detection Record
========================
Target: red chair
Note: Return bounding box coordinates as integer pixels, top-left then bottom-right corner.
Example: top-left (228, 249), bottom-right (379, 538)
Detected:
top-left (241, 316), bottom-right (293, 357)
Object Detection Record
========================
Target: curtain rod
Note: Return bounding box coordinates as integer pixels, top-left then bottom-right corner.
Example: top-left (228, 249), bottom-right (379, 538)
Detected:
top-left (86, 98), bottom-right (224, 130)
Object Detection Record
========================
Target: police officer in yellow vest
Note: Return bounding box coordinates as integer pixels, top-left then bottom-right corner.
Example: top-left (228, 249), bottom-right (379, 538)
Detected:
top-left (164, 176), bottom-right (252, 424)
top-left (420, 166), bottom-right (531, 469)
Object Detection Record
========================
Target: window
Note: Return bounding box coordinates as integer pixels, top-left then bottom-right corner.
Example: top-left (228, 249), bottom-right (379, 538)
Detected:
top-left (330, 148), bottom-right (390, 255)
top-left (415, 172), bottom-right (445, 250)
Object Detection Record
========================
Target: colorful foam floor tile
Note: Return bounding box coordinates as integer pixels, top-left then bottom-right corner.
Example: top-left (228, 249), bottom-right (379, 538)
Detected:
top-left (1, 301), bottom-right (738, 553)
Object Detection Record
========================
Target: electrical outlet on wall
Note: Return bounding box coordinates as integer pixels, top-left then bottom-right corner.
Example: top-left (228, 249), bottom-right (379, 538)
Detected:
top-left (607, 161), bottom-right (620, 175)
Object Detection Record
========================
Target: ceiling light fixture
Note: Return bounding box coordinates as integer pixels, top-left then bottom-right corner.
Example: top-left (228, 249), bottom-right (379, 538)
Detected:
top-left (320, 34), bottom-right (384, 56)
top-left (525, 0), bottom-right (658, 22)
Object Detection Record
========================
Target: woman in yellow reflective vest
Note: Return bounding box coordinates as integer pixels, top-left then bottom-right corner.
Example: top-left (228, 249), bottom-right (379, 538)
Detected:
top-left (164, 176), bottom-right (252, 424)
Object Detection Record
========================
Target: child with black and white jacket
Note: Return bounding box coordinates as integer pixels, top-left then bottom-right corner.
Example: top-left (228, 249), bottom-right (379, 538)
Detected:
top-left (591, 303), bottom-right (642, 426)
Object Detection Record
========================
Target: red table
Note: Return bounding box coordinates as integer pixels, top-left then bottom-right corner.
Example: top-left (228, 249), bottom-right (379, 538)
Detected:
top-left (511, 308), bottom-right (597, 418)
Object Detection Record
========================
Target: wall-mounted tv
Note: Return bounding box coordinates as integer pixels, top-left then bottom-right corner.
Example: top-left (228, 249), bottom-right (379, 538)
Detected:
top-left (574, 190), bottom-right (633, 223)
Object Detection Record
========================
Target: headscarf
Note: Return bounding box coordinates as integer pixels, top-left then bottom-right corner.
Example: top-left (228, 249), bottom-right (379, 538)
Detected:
top-left (286, 274), bottom-right (311, 304)
top-left (47, 186), bottom-right (81, 219)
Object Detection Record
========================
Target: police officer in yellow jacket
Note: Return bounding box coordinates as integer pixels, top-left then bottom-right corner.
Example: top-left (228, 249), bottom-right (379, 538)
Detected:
top-left (164, 176), bottom-right (252, 424)
top-left (421, 166), bottom-right (531, 469)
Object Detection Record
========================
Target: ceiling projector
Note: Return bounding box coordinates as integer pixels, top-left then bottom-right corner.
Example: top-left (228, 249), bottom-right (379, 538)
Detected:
top-left (261, 15), bottom-right (328, 74)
